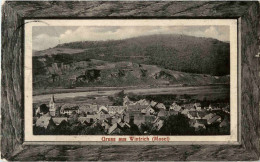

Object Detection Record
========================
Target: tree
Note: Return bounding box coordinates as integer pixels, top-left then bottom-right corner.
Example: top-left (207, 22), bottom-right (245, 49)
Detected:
top-left (201, 97), bottom-right (210, 108)
top-left (55, 120), bottom-right (71, 135)
top-left (79, 123), bottom-right (105, 135)
top-left (203, 123), bottom-right (221, 135)
top-left (32, 57), bottom-right (47, 75)
top-left (112, 90), bottom-right (125, 106)
top-left (219, 124), bottom-right (230, 135)
top-left (116, 90), bottom-right (125, 98)
top-left (140, 122), bottom-right (156, 135)
top-left (69, 111), bottom-right (79, 125)
top-left (159, 114), bottom-right (195, 135)
top-left (80, 111), bottom-right (87, 117)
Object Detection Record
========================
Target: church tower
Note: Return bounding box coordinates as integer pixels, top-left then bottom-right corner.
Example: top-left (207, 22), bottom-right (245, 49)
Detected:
top-left (49, 95), bottom-right (56, 116)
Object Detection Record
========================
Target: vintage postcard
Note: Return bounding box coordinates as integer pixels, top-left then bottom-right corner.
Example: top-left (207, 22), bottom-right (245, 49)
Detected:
top-left (24, 19), bottom-right (239, 144)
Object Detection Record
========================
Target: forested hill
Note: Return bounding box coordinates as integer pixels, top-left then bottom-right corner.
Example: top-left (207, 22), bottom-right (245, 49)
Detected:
top-left (34, 34), bottom-right (230, 76)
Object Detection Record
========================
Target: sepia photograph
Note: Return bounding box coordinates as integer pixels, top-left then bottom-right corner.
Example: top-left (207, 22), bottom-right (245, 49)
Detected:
top-left (3, 1), bottom-right (260, 161)
top-left (24, 19), bottom-right (238, 143)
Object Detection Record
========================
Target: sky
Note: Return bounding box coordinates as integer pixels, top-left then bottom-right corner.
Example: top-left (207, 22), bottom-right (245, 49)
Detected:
top-left (32, 25), bottom-right (229, 51)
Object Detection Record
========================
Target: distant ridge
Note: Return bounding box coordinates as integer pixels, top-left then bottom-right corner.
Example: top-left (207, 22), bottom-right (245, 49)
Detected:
top-left (34, 34), bottom-right (230, 76)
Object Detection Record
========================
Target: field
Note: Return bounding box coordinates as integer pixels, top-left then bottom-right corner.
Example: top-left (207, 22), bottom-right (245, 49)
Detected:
top-left (33, 84), bottom-right (229, 105)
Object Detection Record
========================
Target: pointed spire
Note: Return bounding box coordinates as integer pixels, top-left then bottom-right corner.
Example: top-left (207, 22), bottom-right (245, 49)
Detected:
top-left (50, 94), bottom-right (55, 103)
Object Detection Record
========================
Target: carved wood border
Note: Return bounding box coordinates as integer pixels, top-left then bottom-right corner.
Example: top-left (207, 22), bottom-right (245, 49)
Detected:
top-left (1, 1), bottom-right (259, 161)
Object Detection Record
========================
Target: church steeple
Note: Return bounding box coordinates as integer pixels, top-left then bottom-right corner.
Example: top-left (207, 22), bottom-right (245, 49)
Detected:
top-left (49, 95), bottom-right (56, 116)
top-left (50, 94), bottom-right (55, 103)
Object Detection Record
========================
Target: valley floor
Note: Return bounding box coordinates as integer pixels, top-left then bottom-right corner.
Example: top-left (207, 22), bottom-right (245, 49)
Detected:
top-left (33, 84), bottom-right (229, 104)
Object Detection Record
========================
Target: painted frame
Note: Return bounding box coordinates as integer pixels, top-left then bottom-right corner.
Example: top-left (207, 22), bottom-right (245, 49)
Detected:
top-left (1, 1), bottom-right (259, 161)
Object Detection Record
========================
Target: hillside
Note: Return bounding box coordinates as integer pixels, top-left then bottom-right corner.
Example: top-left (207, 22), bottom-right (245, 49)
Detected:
top-left (32, 58), bottom-right (229, 91)
top-left (33, 34), bottom-right (230, 76)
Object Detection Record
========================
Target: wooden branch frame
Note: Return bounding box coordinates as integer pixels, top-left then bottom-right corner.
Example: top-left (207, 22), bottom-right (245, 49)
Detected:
top-left (1, 1), bottom-right (259, 161)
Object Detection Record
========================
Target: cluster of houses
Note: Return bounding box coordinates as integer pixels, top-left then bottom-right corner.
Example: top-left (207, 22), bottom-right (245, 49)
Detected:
top-left (34, 95), bottom-right (230, 134)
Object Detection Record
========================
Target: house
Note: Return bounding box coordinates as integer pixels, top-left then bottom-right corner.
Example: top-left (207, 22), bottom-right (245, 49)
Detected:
top-left (145, 115), bottom-right (156, 123)
top-left (118, 108), bottom-right (126, 115)
top-left (139, 105), bottom-right (156, 115)
top-left (98, 106), bottom-right (108, 112)
top-left (35, 106), bottom-right (41, 116)
top-left (98, 109), bottom-right (110, 120)
top-left (141, 108), bottom-right (147, 114)
top-left (107, 106), bottom-right (127, 115)
top-left (157, 109), bottom-right (167, 117)
top-left (118, 122), bottom-right (131, 129)
top-left (152, 116), bottom-right (160, 124)
top-left (183, 104), bottom-right (194, 110)
top-left (189, 119), bottom-right (207, 129)
top-left (123, 96), bottom-right (131, 106)
top-left (203, 113), bottom-right (215, 121)
top-left (136, 99), bottom-right (150, 106)
top-left (60, 104), bottom-right (80, 116)
top-left (123, 96), bottom-right (136, 106)
top-left (52, 117), bottom-right (68, 125)
top-left (78, 105), bottom-right (89, 114)
top-left (114, 111), bottom-right (125, 120)
top-left (193, 119), bottom-right (207, 130)
top-left (197, 111), bottom-right (208, 119)
top-left (110, 117), bottom-right (120, 125)
top-left (196, 107), bottom-right (202, 111)
top-left (196, 119), bottom-right (207, 126)
top-left (134, 114), bottom-right (146, 126)
top-left (207, 115), bottom-right (221, 125)
top-left (35, 112), bottom-right (56, 129)
top-left (181, 109), bottom-right (189, 116)
top-left (156, 103), bottom-right (166, 109)
top-left (90, 104), bottom-right (99, 111)
top-left (86, 114), bottom-right (98, 123)
top-left (187, 111), bottom-right (199, 119)
top-left (55, 107), bottom-right (61, 117)
top-left (207, 104), bottom-right (213, 111)
top-left (145, 105), bottom-right (156, 115)
top-left (150, 101), bottom-right (157, 107)
top-left (79, 104), bottom-right (98, 113)
top-left (194, 103), bottom-right (202, 111)
top-left (169, 103), bottom-right (182, 112)
top-left (189, 119), bottom-right (196, 127)
top-left (78, 117), bottom-right (89, 124)
top-left (110, 115), bottom-right (123, 125)
top-left (219, 118), bottom-right (229, 128)
top-left (213, 107), bottom-right (221, 111)
top-left (124, 114), bottom-right (130, 123)
top-left (130, 113), bottom-right (145, 126)
top-left (108, 123), bottom-right (123, 134)
top-left (128, 104), bottom-right (150, 114)
top-left (102, 120), bottom-right (112, 132)
top-left (207, 104), bottom-right (221, 111)
top-left (154, 119), bottom-right (164, 131)
top-left (168, 110), bottom-right (179, 116)
top-left (222, 106), bottom-right (230, 114)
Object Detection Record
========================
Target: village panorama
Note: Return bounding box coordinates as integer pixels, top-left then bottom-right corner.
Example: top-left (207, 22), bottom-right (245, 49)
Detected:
top-left (32, 26), bottom-right (231, 136)
top-left (34, 93), bottom-right (230, 135)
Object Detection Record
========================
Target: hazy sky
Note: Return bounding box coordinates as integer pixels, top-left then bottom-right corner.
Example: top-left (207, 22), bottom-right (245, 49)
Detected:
top-left (32, 26), bottom-right (229, 51)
